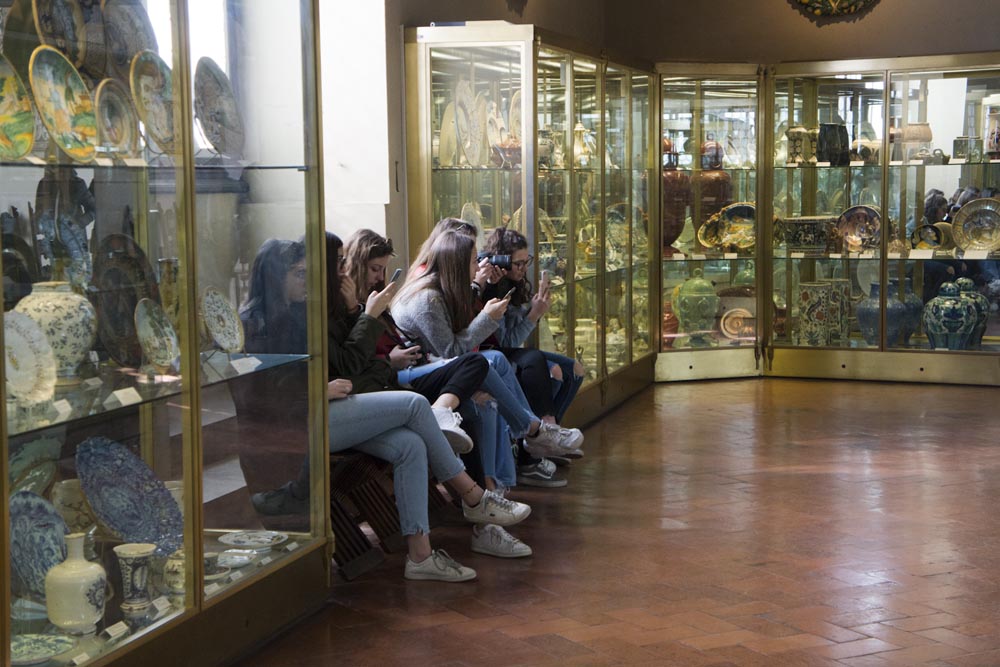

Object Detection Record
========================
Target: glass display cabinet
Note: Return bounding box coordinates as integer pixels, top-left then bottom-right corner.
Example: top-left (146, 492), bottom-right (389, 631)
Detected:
top-left (1, 1), bottom-right (330, 665)
top-left (655, 65), bottom-right (763, 381)
top-left (405, 22), bottom-right (658, 421)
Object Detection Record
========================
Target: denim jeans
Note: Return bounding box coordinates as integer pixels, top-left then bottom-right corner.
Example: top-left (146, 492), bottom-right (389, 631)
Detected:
top-left (458, 397), bottom-right (515, 489)
top-left (543, 351), bottom-right (583, 423)
top-left (478, 349), bottom-right (537, 437)
top-left (328, 391), bottom-right (465, 536)
top-left (395, 359), bottom-right (448, 386)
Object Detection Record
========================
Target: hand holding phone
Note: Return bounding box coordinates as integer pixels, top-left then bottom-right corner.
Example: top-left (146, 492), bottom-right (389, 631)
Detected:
top-left (503, 286), bottom-right (516, 300)
top-left (390, 268), bottom-right (403, 283)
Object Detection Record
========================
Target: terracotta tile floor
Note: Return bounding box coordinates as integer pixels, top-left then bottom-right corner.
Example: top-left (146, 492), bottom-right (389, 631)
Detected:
top-left (236, 378), bottom-right (1000, 666)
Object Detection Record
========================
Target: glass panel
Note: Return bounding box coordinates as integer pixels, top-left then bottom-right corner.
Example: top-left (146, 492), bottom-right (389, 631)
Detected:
top-left (771, 73), bottom-right (884, 349)
top-left (631, 74), bottom-right (652, 361)
top-left (887, 69), bottom-right (1000, 352)
top-left (429, 44), bottom-right (524, 240)
top-left (661, 78), bottom-right (757, 350)
top-left (573, 57), bottom-right (601, 383)
top-left (191, 0), bottom-right (320, 602)
top-left (605, 67), bottom-right (628, 374)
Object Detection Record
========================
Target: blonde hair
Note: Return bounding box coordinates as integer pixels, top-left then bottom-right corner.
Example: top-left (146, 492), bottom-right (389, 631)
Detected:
top-left (343, 229), bottom-right (395, 303)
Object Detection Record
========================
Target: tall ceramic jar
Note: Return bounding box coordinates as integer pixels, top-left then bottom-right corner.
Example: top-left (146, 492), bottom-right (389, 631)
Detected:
top-left (922, 282), bottom-right (976, 350)
top-left (661, 138), bottom-right (690, 253)
top-left (690, 139), bottom-right (732, 251)
top-left (856, 282), bottom-right (908, 347)
top-left (956, 277), bottom-right (989, 349)
top-left (819, 278), bottom-right (851, 344)
top-left (855, 282), bottom-right (881, 346)
top-left (113, 542), bottom-right (157, 628)
top-left (676, 268), bottom-right (720, 347)
top-left (45, 532), bottom-right (107, 635)
top-left (785, 125), bottom-right (808, 164)
top-left (798, 282), bottom-right (831, 346)
top-left (892, 277), bottom-right (923, 346)
top-left (13, 281), bottom-right (96, 384)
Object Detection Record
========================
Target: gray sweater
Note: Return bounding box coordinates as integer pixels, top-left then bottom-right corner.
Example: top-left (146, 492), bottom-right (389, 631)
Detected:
top-left (391, 288), bottom-right (499, 360)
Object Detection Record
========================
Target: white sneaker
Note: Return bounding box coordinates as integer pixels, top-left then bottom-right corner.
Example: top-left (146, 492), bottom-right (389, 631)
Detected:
top-left (471, 524), bottom-right (532, 558)
top-left (432, 407), bottom-right (474, 454)
top-left (404, 549), bottom-right (477, 582)
top-left (524, 422), bottom-right (584, 458)
top-left (462, 489), bottom-right (530, 527)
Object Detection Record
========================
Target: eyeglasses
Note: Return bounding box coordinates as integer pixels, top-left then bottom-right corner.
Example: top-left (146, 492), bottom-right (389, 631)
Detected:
top-left (511, 255), bottom-right (534, 269)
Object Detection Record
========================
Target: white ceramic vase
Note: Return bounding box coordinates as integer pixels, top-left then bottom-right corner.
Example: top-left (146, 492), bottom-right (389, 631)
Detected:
top-left (45, 532), bottom-right (107, 635)
top-left (13, 281), bottom-right (96, 385)
top-left (113, 542), bottom-right (157, 628)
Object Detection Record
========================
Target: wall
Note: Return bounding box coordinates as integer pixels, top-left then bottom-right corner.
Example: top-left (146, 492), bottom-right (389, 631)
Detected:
top-left (605, 0), bottom-right (1000, 64)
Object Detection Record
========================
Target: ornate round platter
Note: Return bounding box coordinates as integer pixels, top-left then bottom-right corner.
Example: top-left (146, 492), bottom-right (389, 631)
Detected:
top-left (200, 286), bottom-right (244, 353)
top-left (509, 88), bottom-right (521, 142)
top-left (218, 530), bottom-right (288, 549)
top-left (697, 213), bottom-right (723, 248)
top-left (218, 549), bottom-right (255, 568)
top-left (720, 307), bottom-right (754, 339)
top-left (9, 490), bottom-right (68, 600)
top-left (77, 0), bottom-right (106, 79)
top-left (28, 45), bottom-right (97, 162)
top-left (0, 54), bottom-right (36, 159)
top-left (11, 633), bottom-right (76, 666)
top-left (911, 223), bottom-right (942, 250)
top-left (473, 91), bottom-right (489, 166)
top-left (718, 202), bottom-right (757, 249)
top-left (134, 297), bottom-right (179, 371)
top-left (92, 233), bottom-right (159, 368)
top-left (794, 0), bottom-right (879, 17)
top-left (8, 436), bottom-right (61, 483)
top-left (102, 0), bottom-right (157, 82)
top-left (438, 101), bottom-right (457, 166)
top-left (4, 311), bottom-right (56, 403)
top-left (76, 436), bottom-right (184, 555)
top-left (130, 49), bottom-right (174, 154)
top-left (836, 205), bottom-right (881, 251)
top-left (32, 0), bottom-right (87, 67)
top-left (194, 56), bottom-right (244, 156)
top-left (454, 80), bottom-right (480, 166)
top-left (94, 77), bottom-right (139, 156)
top-left (951, 198), bottom-right (1000, 252)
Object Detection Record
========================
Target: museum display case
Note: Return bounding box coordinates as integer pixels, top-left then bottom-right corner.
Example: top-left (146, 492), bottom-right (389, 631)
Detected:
top-left (655, 65), bottom-right (763, 381)
top-left (1, 1), bottom-right (330, 665)
top-left (405, 22), bottom-right (658, 419)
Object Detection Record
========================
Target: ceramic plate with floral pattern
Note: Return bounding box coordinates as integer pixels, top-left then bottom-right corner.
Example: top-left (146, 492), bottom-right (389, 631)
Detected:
top-left (32, 0), bottom-right (87, 67)
top-left (194, 56), bottom-right (244, 157)
top-left (218, 530), bottom-right (288, 549)
top-left (94, 77), bottom-right (138, 156)
top-left (199, 286), bottom-right (244, 353)
top-left (836, 205), bottom-right (881, 252)
top-left (134, 297), bottom-right (179, 371)
top-left (0, 54), bottom-right (36, 159)
top-left (11, 633), bottom-right (76, 665)
top-left (76, 436), bottom-right (184, 555)
top-left (28, 45), bottom-right (97, 162)
top-left (102, 0), bottom-right (157, 82)
top-left (4, 311), bottom-right (57, 404)
top-left (9, 490), bottom-right (68, 600)
top-left (130, 49), bottom-right (174, 154)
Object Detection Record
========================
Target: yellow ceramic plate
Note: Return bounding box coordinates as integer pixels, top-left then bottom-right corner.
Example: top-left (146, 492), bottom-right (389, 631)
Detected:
top-left (28, 45), bottom-right (97, 162)
top-left (130, 49), bottom-right (174, 154)
top-left (94, 77), bottom-right (138, 156)
top-left (438, 101), bottom-right (456, 166)
top-left (0, 54), bottom-right (36, 159)
top-left (951, 198), bottom-right (1000, 253)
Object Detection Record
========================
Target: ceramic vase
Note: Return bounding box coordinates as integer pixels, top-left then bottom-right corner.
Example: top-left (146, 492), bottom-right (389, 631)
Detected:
top-left (798, 282), bottom-right (831, 346)
top-left (807, 127), bottom-right (819, 164)
top-left (855, 282), bottom-right (881, 346)
top-left (676, 268), bottom-right (720, 347)
top-left (785, 125), bottom-right (808, 164)
top-left (162, 548), bottom-right (185, 606)
top-left (113, 543), bottom-right (157, 628)
top-left (690, 169), bottom-right (732, 251)
top-left (922, 282), bottom-right (977, 350)
top-left (956, 277), bottom-right (989, 349)
top-left (45, 532), bottom-right (107, 635)
top-left (856, 281), bottom-right (909, 347)
top-left (819, 278), bottom-right (851, 344)
top-left (13, 281), bottom-right (96, 384)
top-left (662, 167), bottom-right (690, 251)
top-left (818, 123), bottom-right (850, 166)
top-left (892, 278), bottom-right (923, 346)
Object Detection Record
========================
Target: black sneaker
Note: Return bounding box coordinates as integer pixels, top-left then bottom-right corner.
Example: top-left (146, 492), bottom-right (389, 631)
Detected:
top-left (516, 459), bottom-right (568, 488)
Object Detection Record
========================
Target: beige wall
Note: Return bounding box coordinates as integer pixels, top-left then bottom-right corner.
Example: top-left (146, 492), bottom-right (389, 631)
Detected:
top-left (605, 0), bottom-right (1000, 64)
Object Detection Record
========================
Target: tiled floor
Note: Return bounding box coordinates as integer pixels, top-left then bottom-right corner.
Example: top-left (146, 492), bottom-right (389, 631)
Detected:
top-left (236, 378), bottom-right (1000, 666)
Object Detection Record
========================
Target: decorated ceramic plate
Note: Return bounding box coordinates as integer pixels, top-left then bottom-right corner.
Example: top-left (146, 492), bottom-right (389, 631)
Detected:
top-left (94, 77), bottom-right (139, 156)
top-left (718, 202), bottom-right (757, 249)
top-left (836, 204), bottom-right (881, 252)
top-left (92, 233), bottom-right (159, 367)
top-left (218, 530), bottom-right (288, 549)
top-left (200, 287), bottom-right (244, 353)
top-left (76, 436), bottom-right (184, 555)
top-left (697, 212), bottom-right (723, 248)
top-left (951, 198), bottom-right (1000, 252)
top-left (203, 554), bottom-right (231, 581)
top-left (102, 0), bottom-right (157, 82)
top-left (56, 213), bottom-right (91, 290)
top-left (720, 307), bottom-right (754, 339)
top-left (32, 0), bottom-right (87, 67)
top-left (455, 80), bottom-right (480, 166)
top-left (77, 0), bottom-right (106, 79)
top-left (855, 259), bottom-right (881, 297)
top-left (509, 88), bottom-right (521, 142)
top-left (194, 56), bottom-right (244, 157)
top-left (438, 101), bottom-right (456, 166)
top-left (473, 91), bottom-right (489, 166)
top-left (134, 297), bottom-right (179, 371)
top-left (8, 436), bottom-right (61, 484)
top-left (4, 311), bottom-right (57, 403)
top-left (11, 633), bottom-right (76, 665)
top-left (12, 461), bottom-right (56, 495)
top-left (0, 54), bottom-right (36, 159)
top-left (28, 45), bottom-right (97, 162)
top-left (9, 490), bottom-right (68, 599)
top-left (218, 549), bottom-right (256, 568)
top-left (130, 49), bottom-right (174, 154)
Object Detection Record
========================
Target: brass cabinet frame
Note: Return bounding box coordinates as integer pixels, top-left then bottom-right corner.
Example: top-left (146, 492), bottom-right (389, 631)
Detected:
top-left (0, 0), bottom-right (331, 665)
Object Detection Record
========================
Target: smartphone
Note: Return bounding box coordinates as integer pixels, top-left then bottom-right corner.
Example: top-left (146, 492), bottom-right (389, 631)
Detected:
top-left (389, 268), bottom-right (403, 283)
top-left (503, 286), bottom-right (516, 300)
top-left (540, 270), bottom-right (550, 289)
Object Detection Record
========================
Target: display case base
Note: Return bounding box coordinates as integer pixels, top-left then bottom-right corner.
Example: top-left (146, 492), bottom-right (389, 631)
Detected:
top-left (655, 348), bottom-right (760, 382)
top-left (766, 348), bottom-right (1000, 385)
top-left (563, 356), bottom-right (655, 428)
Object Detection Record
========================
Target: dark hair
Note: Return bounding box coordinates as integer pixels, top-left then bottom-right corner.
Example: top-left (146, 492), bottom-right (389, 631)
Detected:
top-left (394, 230), bottom-right (476, 332)
top-left (240, 238), bottom-right (307, 353)
top-left (483, 227), bottom-right (532, 306)
top-left (325, 231), bottom-right (345, 318)
top-left (407, 217), bottom-right (479, 282)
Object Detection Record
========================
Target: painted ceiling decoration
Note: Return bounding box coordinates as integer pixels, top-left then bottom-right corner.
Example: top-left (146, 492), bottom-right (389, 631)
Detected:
top-left (794, 0), bottom-right (880, 18)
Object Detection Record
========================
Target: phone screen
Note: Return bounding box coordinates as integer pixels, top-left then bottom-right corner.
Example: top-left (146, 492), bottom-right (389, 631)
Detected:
top-left (504, 287), bottom-right (516, 300)
top-left (390, 268), bottom-right (403, 283)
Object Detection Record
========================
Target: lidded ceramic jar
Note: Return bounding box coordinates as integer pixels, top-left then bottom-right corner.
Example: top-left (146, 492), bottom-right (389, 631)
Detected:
top-left (662, 137), bottom-right (690, 252)
top-left (13, 281), bottom-right (96, 384)
top-left (922, 282), bottom-right (976, 350)
top-left (700, 134), bottom-right (724, 170)
top-left (676, 268), bottom-right (720, 345)
top-left (956, 277), bottom-right (989, 349)
top-left (45, 532), bottom-right (107, 635)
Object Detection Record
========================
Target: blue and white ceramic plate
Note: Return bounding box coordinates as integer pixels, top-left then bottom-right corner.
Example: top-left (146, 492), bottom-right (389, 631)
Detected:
top-left (9, 490), bottom-right (68, 600)
top-left (11, 633), bottom-right (76, 665)
top-left (218, 530), bottom-right (287, 549)
top-left (76, 436), bottom-right (183, 555)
